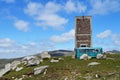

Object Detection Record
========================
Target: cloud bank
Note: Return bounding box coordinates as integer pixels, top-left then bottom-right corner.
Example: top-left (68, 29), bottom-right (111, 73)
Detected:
top-left (50, 29), bottom-right (75, 42)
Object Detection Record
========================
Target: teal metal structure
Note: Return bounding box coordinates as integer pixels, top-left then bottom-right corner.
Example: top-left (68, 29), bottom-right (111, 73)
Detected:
top-left (75, 47), bottom-right (103, 59)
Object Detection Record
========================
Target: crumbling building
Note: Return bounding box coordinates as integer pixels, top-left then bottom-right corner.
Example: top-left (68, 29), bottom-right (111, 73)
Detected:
top-left (75, 16), bottom-right (92, 48)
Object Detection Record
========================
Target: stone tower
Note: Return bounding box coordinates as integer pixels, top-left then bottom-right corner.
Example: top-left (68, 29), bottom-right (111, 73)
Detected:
top-left (75, 16), bottom-right (92, 48)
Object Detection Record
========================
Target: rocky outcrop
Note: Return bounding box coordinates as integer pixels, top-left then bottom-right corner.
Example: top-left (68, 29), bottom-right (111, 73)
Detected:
top-left (22, 56), bottom-right (37, 61)
top-left (22, 56), bottom-right (40, 66)
top-left (11, 60), bottom-right (21, 70)
top-left (40, 51), bottom-right (51, 59)
top-left (0, 60), bottom-right (21, 77)
top-left (34, 65), bottom-right (49, 75)
top-left (0, 63), bottom-right (11, 77)
top-left (50, 59), bottom-right (59, 63)
top-left (27, 59), bottom-right (40, 66)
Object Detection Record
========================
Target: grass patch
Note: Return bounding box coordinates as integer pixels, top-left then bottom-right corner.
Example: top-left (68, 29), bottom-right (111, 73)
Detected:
top-left (2, 54), bottom-right (120, 80)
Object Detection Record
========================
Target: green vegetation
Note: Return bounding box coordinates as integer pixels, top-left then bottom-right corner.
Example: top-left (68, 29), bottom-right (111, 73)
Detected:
top-left (1, 54), bottom-right (120, 80)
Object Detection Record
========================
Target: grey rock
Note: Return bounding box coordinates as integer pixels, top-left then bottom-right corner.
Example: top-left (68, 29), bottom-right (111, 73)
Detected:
top-left (0, 60), bottom-right (21, 77)
top-left (12, 77), bottom-right (15, 79)
top-left (97, 54), bottom-right (107, 59)
top-left (39, 59), bottom-right (43, 62)
top-left (40, 51), bottom-right (51, 59)
top-left (11, 60), bottom-right (21, 70)
top-left (16, 67), bottom-right (23, 72)
top-left (97, 54), bottom-right (103, 59)
top-left (95, 74), bottom-right (100, 78)
top-left (34, 65), bottom-right (49, 75)
top-left (80, 54), bottom-right (89, 60)
top-left (0, 63), bottom-right (11, 77)
top-left (27, 59), bottom-right (40, 66)
top-left (88, 62), bottom-right (100, 66)
top-left (22, 56), bottom-right (40, 66)
top-left (5, 63), bottom-right (11, 70)
top-left (88, 56), bottom-right (92, 60)
top-left (43, 69), bottom-right (47, 75)
top-left (22, 56), bottom-right (37, 61)
top-left (58, 57), bottom-right (64, 60)
top-left (22, 75), bottom-right (26, 79)
top-left (50, 59), bottom-right (59, 63)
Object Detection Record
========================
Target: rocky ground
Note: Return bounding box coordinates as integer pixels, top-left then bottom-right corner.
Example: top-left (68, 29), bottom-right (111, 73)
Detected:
top-left (0, 52), bottom-right (120, 80)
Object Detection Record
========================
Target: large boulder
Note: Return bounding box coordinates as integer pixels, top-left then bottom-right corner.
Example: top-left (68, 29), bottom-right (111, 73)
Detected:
top-left (97, 54), bottom-right (107, 59)
top-left (0, 63), bottom-right (11, 77)
top-left (11, 60), bottom-right (21, 70)
top-left (5, 63), bottom-right (11, 70)
top-left (27, 59), bottom-right (40, 66)
top-left (96, 54), bottom-right (103, 59)
top-left (22, 56), bottom-right (37, 61)
top-left (40, 51), bottom-right (51, 59)
top-left (34, 65), bottom-right (49, 75)
top-left (0, 60), bottom-right (21, 77)
top-left (80, 54), bottom-right (89, 60)
top-left (22, 56), bottom-right (37, 65)
top-left (22, 56), bottom-right (40, 66)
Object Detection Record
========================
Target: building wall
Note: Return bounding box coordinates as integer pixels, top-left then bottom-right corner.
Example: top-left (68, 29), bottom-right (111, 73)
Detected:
top-left (75, 16), bottom-right (92, 48)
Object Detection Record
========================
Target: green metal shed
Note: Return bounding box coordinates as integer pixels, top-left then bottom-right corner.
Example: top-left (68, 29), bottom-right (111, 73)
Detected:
top-left (75, 47), bottom-right (103, 59)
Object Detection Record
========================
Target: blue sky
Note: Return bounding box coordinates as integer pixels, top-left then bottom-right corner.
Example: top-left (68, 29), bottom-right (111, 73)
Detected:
top-left (0, 0), bottom-right (120, 58)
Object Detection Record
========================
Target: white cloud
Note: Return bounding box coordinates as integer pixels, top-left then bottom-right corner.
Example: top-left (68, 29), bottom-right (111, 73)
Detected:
top-left (0, 38), bottom-right (14, 47)
top-left (77, 2), bottom-right (87, 13)
top-left (24, 2), bottom-right (43, 16)
top-left (50, 29), bottom-right (75, 42)
top-left (24, 1), bottom-right (87, 29)
top-left (0, 38), bottom-right (55, 58)
top-left (42, 1), bottom-right (61, 14)
top-left (112, 34), bottom-right (120, 46)
top-left (64, 0), bottom-right (76, 13)
top-left (1, 0), bottom-right (15, 3)
top-left (96, 30), bottom-right (111, 39)
top-left (14, 20), bottom-right (29, 32)
top-left (89, 0), bottom-right (120, 15)
top-left (95, 30), bottom-right (120, 50)
top-left (24, 2), bottom-right (68, 29)
top-left (35, 14), bottom-right (68, 29)
top-left (64, 0), bottom-right (87, 13)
